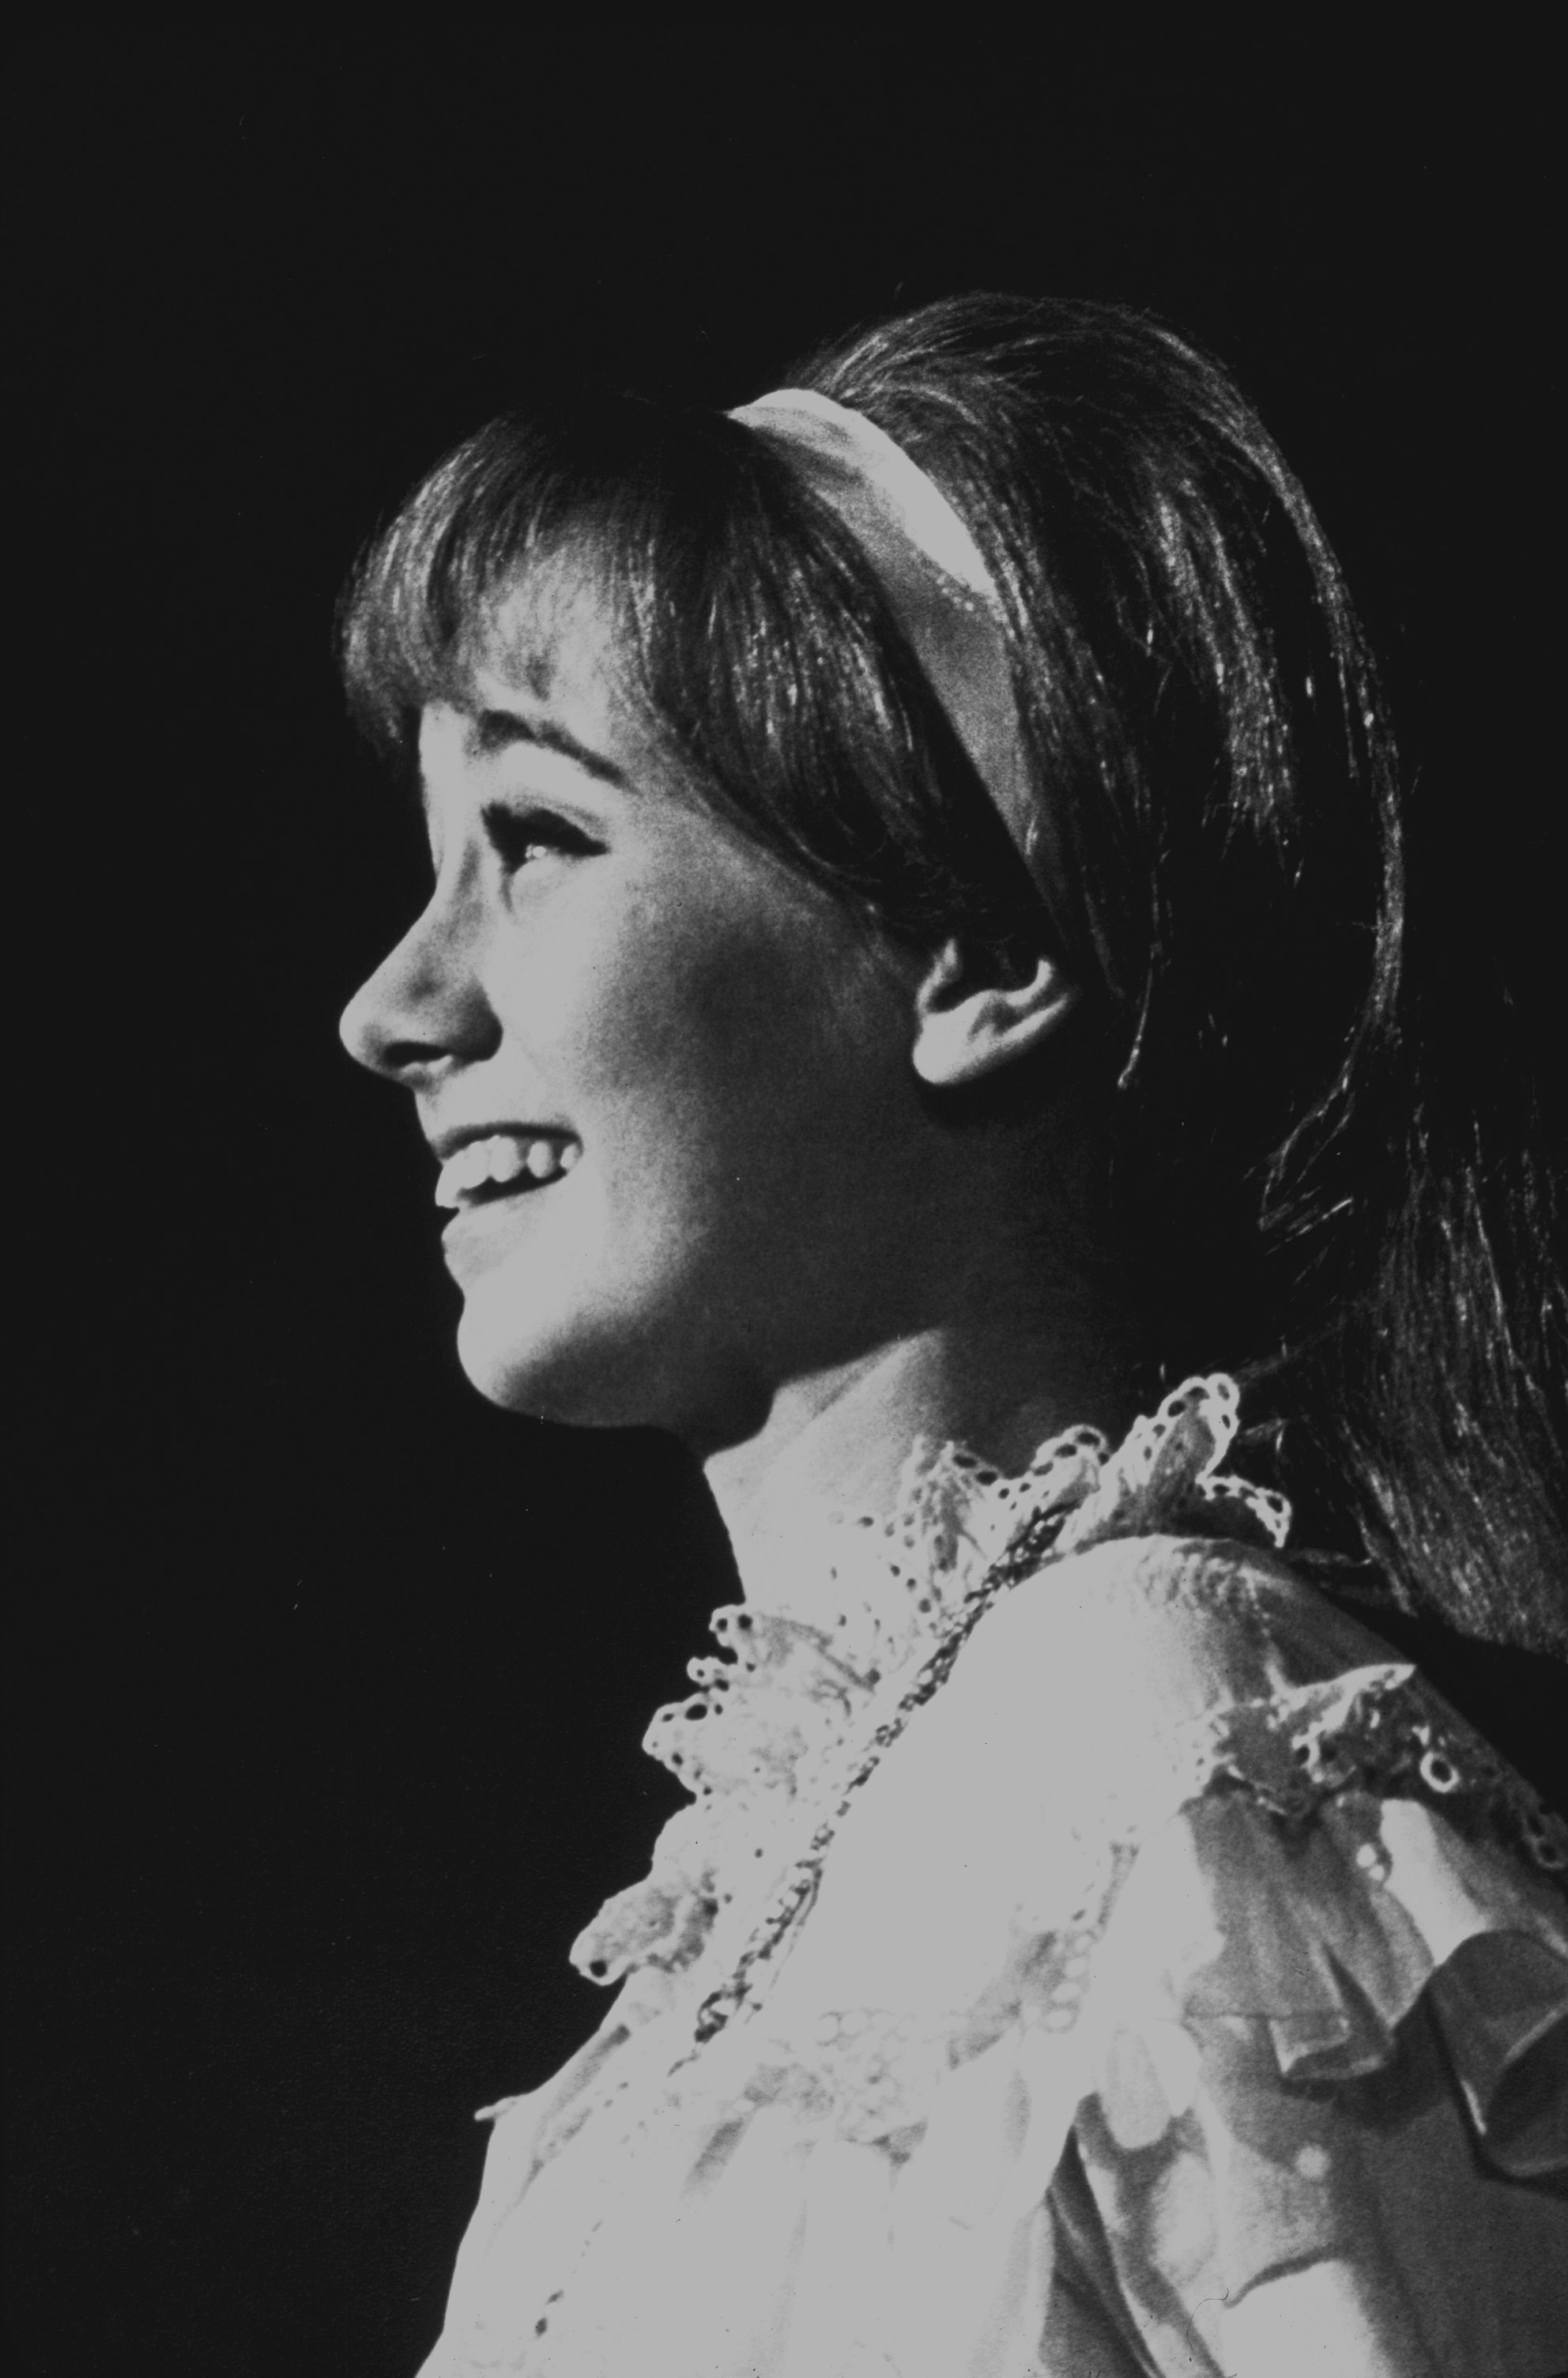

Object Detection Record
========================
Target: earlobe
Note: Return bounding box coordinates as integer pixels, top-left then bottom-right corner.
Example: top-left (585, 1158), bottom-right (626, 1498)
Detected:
top-left (910, 938), bottom-right (1077, 1087)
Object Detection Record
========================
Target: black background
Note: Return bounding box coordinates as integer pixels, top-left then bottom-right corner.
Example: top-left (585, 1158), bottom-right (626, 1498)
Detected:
top-left (7, 30), bottom-right (1560, 2377)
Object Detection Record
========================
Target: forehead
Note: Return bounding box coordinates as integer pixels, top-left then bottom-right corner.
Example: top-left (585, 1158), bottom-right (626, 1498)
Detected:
top-left (467, 568), bottom-right (620, 713)
top-left (419, 572), bottom-right (649, 781)
top-left (413, 570), bottom-right (684, 813)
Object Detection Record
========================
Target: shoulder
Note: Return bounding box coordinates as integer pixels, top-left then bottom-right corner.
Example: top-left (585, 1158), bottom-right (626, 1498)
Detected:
top-left (911, 1529), bottom-right (1393, 1808)
top-left (774, 1527), bottom-right (1568, 2119)
top-left (768, 1533), bottom-right (1371, 2018)
top-left (872, 1372), bottom-right (1384, 1795)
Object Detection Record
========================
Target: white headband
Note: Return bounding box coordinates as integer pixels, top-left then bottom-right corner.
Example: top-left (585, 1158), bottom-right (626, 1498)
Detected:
top-left (729, 387), bottom-right (1053, 908)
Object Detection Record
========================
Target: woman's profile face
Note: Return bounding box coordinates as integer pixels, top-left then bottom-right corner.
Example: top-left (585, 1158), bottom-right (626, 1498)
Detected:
top-left (340, 575), bottom-right (929, 1450)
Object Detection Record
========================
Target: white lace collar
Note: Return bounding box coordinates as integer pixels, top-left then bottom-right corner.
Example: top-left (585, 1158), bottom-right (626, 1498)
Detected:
top-left (571, 1375), bottom-right (1290, 1997)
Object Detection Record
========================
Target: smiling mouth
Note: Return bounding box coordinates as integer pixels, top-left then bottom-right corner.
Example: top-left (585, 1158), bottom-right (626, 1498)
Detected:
top-left (435, 1131), bottom-right (581, 1211)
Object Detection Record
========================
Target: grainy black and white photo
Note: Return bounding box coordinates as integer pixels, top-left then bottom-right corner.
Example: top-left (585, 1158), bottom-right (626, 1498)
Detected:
top-left (9, 31), bottom-right (1565, 2377)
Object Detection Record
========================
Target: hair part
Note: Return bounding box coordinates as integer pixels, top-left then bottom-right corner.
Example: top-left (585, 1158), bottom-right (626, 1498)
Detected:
top-left (341, 294), bottom-right (1566, 1655)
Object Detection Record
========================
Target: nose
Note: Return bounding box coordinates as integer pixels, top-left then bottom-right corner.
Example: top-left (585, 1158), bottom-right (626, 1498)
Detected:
top-left (339, 893), bottom-right (496, 1086)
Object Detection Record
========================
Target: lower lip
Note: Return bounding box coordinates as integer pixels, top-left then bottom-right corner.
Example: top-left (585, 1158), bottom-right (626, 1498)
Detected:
top-left (439, 1167), bottom-right (575, 1253)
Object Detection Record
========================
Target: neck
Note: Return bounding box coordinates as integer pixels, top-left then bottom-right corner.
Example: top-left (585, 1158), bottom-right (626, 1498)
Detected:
top-left (704, 1309), bottom-right (1136, 1606)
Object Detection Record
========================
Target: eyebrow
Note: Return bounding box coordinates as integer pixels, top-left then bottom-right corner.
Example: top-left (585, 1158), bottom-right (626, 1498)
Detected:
top-left (466, 706), bottom-right (630, 787)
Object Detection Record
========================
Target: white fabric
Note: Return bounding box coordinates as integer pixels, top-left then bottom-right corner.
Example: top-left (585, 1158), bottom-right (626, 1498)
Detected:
top-left (416, 1383), bottom-right (1568, 2376)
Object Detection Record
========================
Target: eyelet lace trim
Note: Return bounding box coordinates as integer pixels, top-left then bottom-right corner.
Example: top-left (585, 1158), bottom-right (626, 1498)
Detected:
top-left (1178, 1659), bottom-right (1568, 1863)
top-left (571, 1374), bottom-right (1289, 1995)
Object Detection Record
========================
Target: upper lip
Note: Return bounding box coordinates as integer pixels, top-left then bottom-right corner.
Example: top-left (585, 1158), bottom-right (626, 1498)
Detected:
top-left (426, 1121), bottom-right (576, 1164)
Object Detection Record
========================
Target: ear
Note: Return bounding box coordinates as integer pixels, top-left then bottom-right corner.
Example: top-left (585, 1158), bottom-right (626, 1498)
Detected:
top-left (910, 938), bottom-right (1078, 1088)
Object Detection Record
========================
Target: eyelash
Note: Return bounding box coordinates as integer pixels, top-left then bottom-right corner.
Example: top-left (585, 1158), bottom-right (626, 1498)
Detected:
top-left (481, 804), bottom-right (602, 871)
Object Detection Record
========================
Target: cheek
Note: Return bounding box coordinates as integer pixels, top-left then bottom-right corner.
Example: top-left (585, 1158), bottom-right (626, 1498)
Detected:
top-left (456, 882), bottom-right (916, 1422)
top-left (568, 889), bottom-right (861, 1163)
top-left (629, 926), bottom-right (881, 1211)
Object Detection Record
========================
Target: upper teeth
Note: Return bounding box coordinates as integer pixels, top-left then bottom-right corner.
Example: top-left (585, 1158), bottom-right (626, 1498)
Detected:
top-left (435, 1134), bottom-right (579, 1208)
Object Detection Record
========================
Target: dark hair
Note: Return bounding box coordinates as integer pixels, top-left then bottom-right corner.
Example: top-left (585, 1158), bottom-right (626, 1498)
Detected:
top-left (341, 294), bottom-right (1566, 1655)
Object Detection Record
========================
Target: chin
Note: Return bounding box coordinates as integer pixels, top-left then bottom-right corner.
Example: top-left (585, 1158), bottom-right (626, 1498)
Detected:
top-left (454, 1286), bottom-right (675, 1432)
top-left (457, 1300), bottom-right (585, 1424)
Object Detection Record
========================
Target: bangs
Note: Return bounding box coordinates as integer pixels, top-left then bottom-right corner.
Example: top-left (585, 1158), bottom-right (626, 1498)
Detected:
top-left (338, 398), bottom-right (684, 756)
top-left (337, 391), bottom-right (1043, 949)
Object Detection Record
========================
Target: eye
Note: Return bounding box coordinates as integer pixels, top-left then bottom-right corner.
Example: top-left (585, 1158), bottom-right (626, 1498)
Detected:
top-left (481, 802), bottom-right (603, 872)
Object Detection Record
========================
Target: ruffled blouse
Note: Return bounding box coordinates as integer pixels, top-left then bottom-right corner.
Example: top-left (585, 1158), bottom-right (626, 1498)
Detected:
top-left (416, 1379), bottom-right (1568, 2377)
